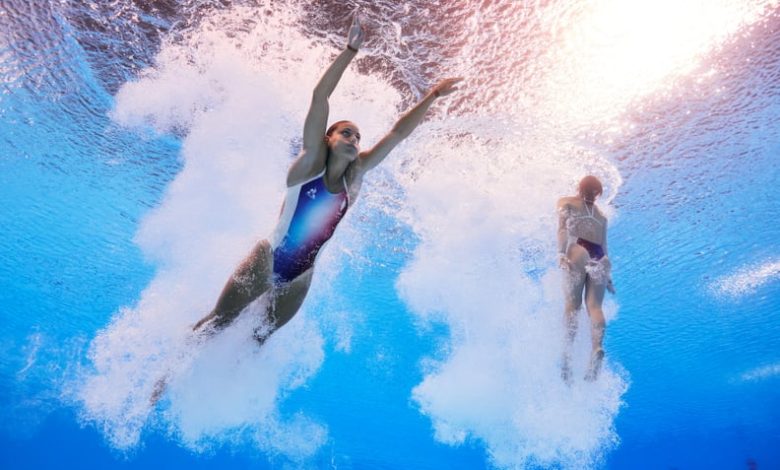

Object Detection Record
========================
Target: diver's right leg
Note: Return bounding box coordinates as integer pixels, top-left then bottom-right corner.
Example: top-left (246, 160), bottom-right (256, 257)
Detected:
top-left (583, 277), bottom-right (606, 381)
top-left (193, 240), bottom-right (274, 333)
top-left (584, 278), bottom-right (606, 351)
top-left (562, 251), bottom-right (587, 338)
top-left (253, 268), bottom-right (314, 345)
top-left (561, 247), bottom-right (588, 384)
top-left (561, 283), bottom-right (584, 384)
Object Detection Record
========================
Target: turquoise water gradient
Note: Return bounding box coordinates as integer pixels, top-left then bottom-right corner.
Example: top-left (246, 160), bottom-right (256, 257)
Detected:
top-left (2, 1), bottom-right (780, 468)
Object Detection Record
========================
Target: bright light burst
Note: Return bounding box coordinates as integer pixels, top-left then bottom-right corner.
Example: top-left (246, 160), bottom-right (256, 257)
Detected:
top-left (545, 0), bottom-right (778, 126)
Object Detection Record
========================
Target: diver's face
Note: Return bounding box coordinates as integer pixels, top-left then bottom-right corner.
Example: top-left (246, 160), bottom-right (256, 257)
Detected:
top-left (328, 122), bottom-right (361, 160)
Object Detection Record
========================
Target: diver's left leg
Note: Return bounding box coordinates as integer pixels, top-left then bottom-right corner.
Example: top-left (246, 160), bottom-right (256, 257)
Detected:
top-left (194, 240), bottom-right (274, 333)
top-left (253, 269), bottom-right (314, 344)
top-left (584, 277), bottom-right (606, 381)
top-left (561, 247), bottom-right (588, 384)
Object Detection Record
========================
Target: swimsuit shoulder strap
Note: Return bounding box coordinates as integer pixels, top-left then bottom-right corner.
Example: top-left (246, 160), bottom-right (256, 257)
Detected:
top-left (585, 202), bottom-right (594, 217)
top-left (585, 202), bottom-right (604, 225)
top-left (341, 173), bottom-right (351, 206)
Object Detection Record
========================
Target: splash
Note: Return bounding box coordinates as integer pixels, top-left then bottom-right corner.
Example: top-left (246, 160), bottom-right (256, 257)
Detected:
top-left (74, 2), bottom-right (399, 460)
top-left (68, 0), bottom-right (778, 467)
top-left (385, 2), bottom-right (629, 467)
top-left (391, 0), bottom-right (776, 468)
top-left (393, 126), bottom-right (625, 468)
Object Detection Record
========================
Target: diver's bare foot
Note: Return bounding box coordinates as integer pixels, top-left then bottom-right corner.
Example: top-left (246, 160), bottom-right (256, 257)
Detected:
top-left (561, 354), bottom-right (573, 386)
top-left (150, 376), bottom-right (168, 406)
top-left (584, 348), bottom-right (605, 382)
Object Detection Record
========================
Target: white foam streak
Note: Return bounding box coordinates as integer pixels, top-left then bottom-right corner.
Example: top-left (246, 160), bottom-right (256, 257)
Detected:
top-left (710, 259), bottom-right (780, 298)
top-left (740, 363), bottom-right (780, 382)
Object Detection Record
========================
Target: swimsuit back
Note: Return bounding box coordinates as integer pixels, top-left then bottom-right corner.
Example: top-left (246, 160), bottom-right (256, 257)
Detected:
top-left (271, 171), bottom-right (349, 283)
top-left (566, 202), bottom-right (603, 246)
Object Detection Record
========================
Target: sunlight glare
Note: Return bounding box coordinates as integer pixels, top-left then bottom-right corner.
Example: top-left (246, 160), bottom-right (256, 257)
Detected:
top-left (545, 0), bottom-right (778, 127)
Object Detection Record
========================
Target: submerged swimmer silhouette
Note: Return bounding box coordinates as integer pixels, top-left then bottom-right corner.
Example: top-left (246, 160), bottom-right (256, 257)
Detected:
top-left (558, 176), bottom-right (615, 384)
top-left (151, 14), bottom-right (460, 404)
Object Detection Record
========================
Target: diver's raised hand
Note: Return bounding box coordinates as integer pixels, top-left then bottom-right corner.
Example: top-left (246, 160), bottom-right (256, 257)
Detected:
top-left (346, 12), bottom-right (365, 51)
top-left (430, 77), bottom-right (463, 98)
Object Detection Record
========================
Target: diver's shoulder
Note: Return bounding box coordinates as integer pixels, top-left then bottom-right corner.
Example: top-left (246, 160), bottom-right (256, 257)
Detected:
top-left (557, 196), bottom-right (578, 208)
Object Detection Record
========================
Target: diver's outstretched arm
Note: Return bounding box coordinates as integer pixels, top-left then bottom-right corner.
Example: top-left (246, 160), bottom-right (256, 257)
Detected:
top-left (296, 14), bottom-right (364, 173)
top-left (358, 78), bottom-right (462, 172)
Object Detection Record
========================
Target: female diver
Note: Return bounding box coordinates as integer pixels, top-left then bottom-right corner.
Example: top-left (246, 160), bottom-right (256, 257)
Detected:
top-left (558, 175), bottom-right (615, 383)
top-left (191, 15), bottom-right (461, 343)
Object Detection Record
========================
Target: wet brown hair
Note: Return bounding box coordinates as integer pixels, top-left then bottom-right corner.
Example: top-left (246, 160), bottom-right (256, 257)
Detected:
top-left (578, 175), bottom-right (603, 203)
top-left (326, 120), bottom-right (353, 137)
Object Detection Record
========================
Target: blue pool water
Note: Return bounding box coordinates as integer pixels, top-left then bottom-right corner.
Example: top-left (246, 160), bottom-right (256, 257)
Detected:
top-left (2, 1), bottom-right (779, 468)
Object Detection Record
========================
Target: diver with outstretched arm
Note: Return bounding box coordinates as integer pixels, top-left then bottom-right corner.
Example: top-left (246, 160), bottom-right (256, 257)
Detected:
top-left (557, 176), bottom-right (615, 384)
top-left (151, 14), bottom-right (461, 403)
top-left (192, 14), bottom-right (461, 341)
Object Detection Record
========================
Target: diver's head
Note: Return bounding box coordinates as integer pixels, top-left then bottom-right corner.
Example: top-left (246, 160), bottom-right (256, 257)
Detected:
top-left (325, 120), bottom-right (361, 162)
top-left (578, 175), bottom-right (603, 203)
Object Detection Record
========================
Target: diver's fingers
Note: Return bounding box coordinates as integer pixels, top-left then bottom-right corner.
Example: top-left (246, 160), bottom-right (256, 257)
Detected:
top-left (347, 11), bottom-right (365, 49)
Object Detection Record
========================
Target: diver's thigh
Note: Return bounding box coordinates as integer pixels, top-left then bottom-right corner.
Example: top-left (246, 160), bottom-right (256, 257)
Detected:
top-left (566, 244), bottom-right (590, 271)
top-left (563, 270), bottom-right (586, 308)
top-left (213, 241), bottom-right (273, 316)
top-left (563, 246), bottom-right (587, 306)
top-left (238, 240), bottom-right (273, 287)
top-left (269, 269), bottom-right (313, 329)
top-left (585, 276), bottom-right (606, 310)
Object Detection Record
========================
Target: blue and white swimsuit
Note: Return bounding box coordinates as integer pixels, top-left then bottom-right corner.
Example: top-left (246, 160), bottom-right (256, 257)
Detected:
top-left (270, 171), bottom-right (350, 283)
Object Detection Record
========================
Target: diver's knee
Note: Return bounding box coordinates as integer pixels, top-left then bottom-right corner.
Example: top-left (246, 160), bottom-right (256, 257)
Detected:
top-left (565, 299), bottom-right (582, 313)
top-left (204, 304), bottom-right (245, 332)
top-left (585, 300), bottom-right (604, 315)
top-left (193, 311), bottom-right (217, 332)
